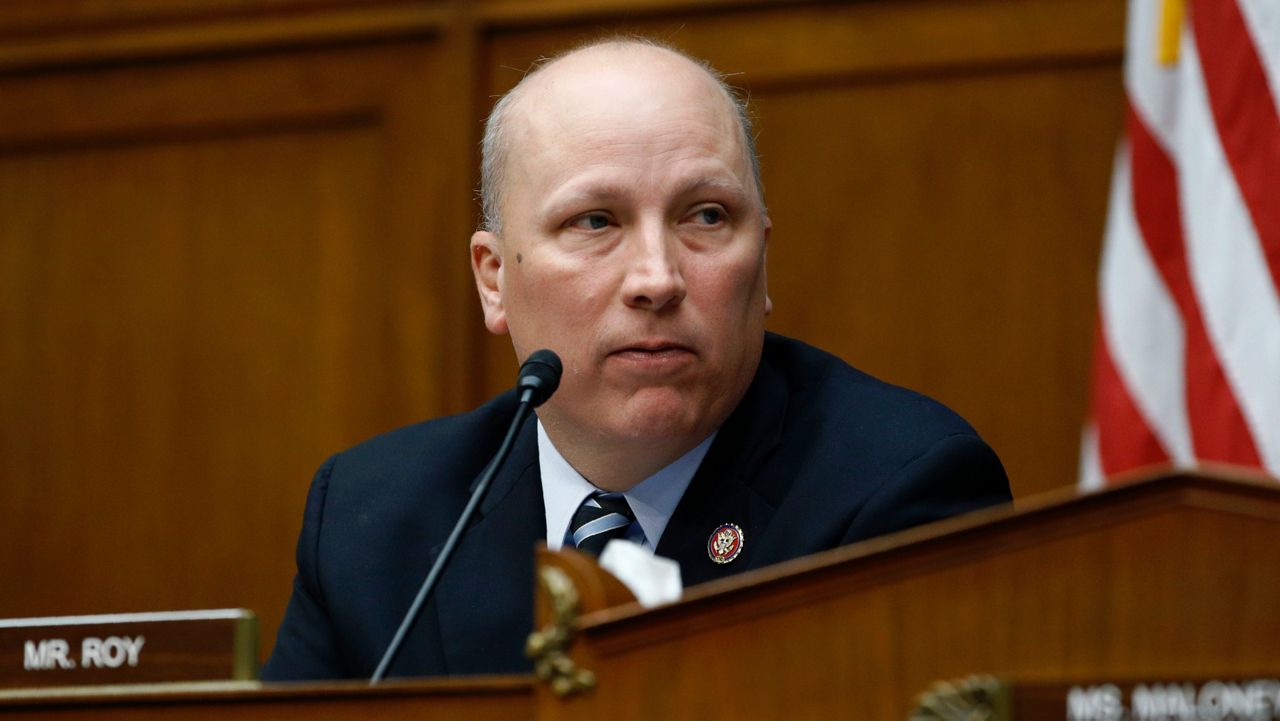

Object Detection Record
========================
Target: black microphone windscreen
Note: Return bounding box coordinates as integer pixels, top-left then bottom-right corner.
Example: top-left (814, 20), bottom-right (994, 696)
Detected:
top-left (517, 349), bottom-right (562, 407)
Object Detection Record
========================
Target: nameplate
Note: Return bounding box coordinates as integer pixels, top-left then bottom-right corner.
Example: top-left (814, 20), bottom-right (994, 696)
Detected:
top-left (914, 675), bottom-right (1280, 721)
top-left (0, 609), bottom-right (256, 689)
top-left (1060, 679), bottom-right (1280, 721)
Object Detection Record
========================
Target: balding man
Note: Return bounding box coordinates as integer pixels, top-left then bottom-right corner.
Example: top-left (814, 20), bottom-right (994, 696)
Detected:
top-left (262, 38), bottom-right (1010, 681)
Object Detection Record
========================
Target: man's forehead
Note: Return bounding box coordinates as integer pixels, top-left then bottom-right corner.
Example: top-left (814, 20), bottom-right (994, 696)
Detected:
top-left (509, 44), bottom-right (739, 143)
top-left (523, 42), bottom-right (717, 100)
top-left (480, 40), bottom-right (765, 231)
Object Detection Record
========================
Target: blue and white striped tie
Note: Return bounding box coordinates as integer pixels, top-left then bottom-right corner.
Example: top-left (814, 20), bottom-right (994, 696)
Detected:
top-left (569, 491), bottom-right (636, 556)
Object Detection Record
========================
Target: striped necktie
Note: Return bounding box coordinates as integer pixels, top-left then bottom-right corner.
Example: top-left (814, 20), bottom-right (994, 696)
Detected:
top-left (568, 491), bottom-right (636, 556)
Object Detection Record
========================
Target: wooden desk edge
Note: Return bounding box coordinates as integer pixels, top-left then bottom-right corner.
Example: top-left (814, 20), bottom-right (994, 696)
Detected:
top-left (575, 470), bottom-right (1280, 632)
top-left (0, 675), bottom-right (534, 708)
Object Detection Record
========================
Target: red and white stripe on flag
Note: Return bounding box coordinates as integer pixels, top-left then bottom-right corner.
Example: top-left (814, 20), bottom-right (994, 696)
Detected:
top-left (1081, 0), bottom-right (1280, 489)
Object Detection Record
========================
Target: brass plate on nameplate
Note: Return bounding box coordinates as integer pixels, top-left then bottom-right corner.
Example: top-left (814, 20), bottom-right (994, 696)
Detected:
top-left (0, 609), bottom-right (257, 689)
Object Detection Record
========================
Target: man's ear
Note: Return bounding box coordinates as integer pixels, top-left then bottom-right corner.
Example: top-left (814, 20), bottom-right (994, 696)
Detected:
top-left (470, 230), bottom-right (509, 335)
top-left (762, 218), bottom-right (774, 316)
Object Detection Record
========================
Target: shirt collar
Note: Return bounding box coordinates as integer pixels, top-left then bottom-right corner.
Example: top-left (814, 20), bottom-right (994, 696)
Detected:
top-left (537, 419), bottom-right (715, 551)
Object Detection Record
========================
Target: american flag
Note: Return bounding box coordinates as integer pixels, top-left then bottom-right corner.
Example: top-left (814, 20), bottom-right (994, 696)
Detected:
top-left (1081, 0), bottom-right (1280, 488)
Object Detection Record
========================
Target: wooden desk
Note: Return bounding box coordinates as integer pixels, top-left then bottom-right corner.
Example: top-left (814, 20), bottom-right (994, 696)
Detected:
top-left (2, 472), bottom-right (1276, 720)
top-left (0, 677), bottom-right (531, 720)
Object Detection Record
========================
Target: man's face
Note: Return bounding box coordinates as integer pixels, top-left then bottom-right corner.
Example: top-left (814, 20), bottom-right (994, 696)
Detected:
top-left (472, 48), bottom-right (771, 457)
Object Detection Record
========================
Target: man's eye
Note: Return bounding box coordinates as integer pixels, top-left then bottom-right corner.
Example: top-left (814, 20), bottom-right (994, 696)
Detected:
top-left (693, 207), bottom-right (725, 225)
top-left (569, 213), bottom-right (611, 231)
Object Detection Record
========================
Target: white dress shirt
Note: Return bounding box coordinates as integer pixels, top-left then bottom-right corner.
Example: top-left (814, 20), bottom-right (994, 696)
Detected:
top-left (537, 419), bottom-right (716, 551)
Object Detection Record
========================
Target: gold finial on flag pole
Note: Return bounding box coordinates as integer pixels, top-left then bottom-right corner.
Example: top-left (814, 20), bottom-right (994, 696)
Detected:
top-left (1157, 0), bottom-right (1185, 66)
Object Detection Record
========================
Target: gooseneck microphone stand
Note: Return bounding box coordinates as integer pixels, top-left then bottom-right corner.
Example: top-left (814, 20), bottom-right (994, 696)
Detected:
top-left (369, 349), bottom-right (562, 684)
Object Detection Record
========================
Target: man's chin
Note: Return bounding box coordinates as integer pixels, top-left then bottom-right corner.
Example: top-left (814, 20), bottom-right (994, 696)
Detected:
top-left (609, 394), bottom-right (714, 444)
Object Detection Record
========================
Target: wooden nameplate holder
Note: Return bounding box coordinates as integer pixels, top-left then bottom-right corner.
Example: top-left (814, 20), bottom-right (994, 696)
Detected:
top-left (0, 609), bottom-right (257, 689)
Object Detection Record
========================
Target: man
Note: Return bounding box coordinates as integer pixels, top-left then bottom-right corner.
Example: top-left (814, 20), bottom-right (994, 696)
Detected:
top-left (261, 38), bottom-right (1010, 681)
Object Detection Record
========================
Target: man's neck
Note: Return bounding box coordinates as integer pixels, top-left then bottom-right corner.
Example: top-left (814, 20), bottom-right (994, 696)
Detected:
top-left (537, 423), bottom-right (710, 492)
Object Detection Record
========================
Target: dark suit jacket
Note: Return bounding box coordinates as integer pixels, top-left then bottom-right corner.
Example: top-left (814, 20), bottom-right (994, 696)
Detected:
top-left (261, 333), bottom-right (1010, 681)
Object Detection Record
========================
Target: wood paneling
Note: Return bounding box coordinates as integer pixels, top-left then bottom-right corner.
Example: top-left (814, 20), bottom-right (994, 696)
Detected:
top-left (0, 0), bottom-right (1128, 664)
top-left (0, 1), bottom-right (449, 73)
top-left (0, 11), bottom-right (478, 658)
top-left (759, 66), bottom-right (1121, 500)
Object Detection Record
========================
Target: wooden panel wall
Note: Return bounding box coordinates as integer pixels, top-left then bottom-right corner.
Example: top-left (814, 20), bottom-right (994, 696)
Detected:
top-left (0, 1), bottom-right (482, 659)
top-left (0, 0), bottom-right (1125, 662)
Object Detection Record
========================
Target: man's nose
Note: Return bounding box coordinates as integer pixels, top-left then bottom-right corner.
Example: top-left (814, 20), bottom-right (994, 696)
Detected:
top-left (621, 225), bottom-right (687, 312)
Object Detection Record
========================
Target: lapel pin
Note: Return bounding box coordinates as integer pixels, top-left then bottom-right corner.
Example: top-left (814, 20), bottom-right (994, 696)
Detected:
top-left (707, 523), bottom-right (744, 564)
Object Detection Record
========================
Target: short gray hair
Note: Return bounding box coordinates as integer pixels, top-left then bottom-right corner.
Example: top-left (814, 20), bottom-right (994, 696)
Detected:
top-left (478, 37), bottom-right (764, 235)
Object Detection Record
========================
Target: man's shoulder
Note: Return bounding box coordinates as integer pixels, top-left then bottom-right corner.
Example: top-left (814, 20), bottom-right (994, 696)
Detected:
top-left (762, 332), bottom-right (977, 440)
top-left (323, 390), bottom-right (520, 494)
top-left (749, 333), bottom-right (1009, 560)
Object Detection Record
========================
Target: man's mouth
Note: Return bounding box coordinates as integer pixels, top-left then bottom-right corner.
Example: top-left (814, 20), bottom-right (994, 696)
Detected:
top-left (608, 341), bottom-right (697, 366)
top-left (611, 339), bottom-right (694, 353)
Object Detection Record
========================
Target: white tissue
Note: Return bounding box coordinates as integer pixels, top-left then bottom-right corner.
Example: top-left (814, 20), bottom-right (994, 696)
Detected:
top-left (596, 540), bottom-right (683, 608)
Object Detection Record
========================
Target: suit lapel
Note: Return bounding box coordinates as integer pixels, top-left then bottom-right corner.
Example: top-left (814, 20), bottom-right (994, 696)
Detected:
top-left (404, 353), bottom-right (794, 673)
top-left (430, 418), bottom-right (546, 675)
top-left (656, 358), bottom-right (789, 587)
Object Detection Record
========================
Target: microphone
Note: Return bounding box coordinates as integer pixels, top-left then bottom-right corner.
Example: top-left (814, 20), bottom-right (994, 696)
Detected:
top-left (516, 349), bottom-right (562, 407)
top-left (370, 350), bottom-right (563, 684)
